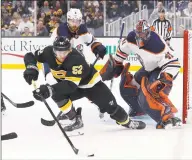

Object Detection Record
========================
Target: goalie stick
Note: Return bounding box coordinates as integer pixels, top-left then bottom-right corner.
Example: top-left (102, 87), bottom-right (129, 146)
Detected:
top-left (1, 132), bottom-right (18, 141)
top-left (110, 21), bottom-right (125, 90)
top-left (2, 93), bottom-right (34, 108)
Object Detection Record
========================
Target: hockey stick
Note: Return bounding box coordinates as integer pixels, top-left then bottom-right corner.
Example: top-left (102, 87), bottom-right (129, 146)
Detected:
top-left (32, 81), bottom-right (93, 156)
top-left (41, 111), bottom-right (62, 126)
top-left (1, 132), bottom-right (18, 141)
top-left (1, 93), bottom-right (34, 108)
top-left (109, 21), bottom-right (125, 90)
top-left (41, 55), bottom-right (100, 127)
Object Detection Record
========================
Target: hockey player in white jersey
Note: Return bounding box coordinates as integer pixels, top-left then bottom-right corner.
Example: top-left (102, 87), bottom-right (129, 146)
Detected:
top-left (43, 8), bottom-right (106, 77)
top-left (100, 19), bottom-right (182, 129)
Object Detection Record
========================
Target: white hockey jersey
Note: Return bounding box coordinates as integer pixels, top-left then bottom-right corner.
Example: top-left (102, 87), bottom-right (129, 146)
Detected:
top-left (50, 22), bottom-right (100, 49)
top-left (114, 31), bottom-right (180, 78)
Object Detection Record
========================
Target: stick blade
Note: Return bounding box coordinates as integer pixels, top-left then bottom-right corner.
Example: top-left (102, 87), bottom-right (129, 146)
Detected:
top-left (1, 132), bottom-right (18, 141)
top-left (41, 118), bottom-right (55, 126)
top-left (16, 101), bottom-right (34, 108)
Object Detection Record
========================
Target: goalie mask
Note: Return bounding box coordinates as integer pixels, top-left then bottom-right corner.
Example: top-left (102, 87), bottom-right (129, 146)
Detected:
top-left (135, 19), bottom-right (151, 48)
top-left (67, 8), bottom-right (82, 32)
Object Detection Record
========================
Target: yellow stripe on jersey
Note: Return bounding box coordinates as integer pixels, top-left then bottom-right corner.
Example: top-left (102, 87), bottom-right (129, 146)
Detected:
top-left (60, 99), bottom-right (72, 111)
top-left (88, 72), bottom-right (99, 84)
top-left (51, 69), bottom-right (66, 79)
top-left (65, 76), bottom-right (81, 82)
top-left (65, 76), bottom-right (82, 85)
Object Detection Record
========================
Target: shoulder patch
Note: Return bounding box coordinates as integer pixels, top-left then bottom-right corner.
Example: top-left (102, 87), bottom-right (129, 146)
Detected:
top-left (127, 31), bottom-right (137, 44)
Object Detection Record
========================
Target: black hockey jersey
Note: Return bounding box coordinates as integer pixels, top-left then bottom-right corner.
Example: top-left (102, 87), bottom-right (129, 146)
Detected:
top-left (24, 47), bottom-right (101, 95)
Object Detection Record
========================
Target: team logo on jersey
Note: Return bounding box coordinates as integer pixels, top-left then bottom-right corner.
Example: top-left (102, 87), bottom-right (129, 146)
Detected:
top-left (75, 44), bottom-right (83, 52)
top-left (75, 44), bottom-right (84, 57)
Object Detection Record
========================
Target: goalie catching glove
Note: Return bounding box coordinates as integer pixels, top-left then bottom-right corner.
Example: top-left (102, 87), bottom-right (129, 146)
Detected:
top-left (99, 56), bottom-right (126, 81)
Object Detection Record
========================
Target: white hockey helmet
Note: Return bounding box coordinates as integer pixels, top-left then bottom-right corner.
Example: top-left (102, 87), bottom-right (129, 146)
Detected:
top-left (67, 8), bottom-right (83, 32)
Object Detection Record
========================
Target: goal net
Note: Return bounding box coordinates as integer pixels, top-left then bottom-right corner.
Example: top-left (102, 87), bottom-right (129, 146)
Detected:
top-left (183, 30), bottom-right (192, 123)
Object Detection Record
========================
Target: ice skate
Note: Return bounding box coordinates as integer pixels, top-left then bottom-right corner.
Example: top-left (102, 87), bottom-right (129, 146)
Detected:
top-left (98, 107), bottom-right (104, 119)
top-left (58, 113), bottom-right (68, 121)
top-left (63, 107), bottom-right (84, 131)
top-left (156, 117), bottom-right (182, 129)
top-left (121, 118), bottom-right (146, 129)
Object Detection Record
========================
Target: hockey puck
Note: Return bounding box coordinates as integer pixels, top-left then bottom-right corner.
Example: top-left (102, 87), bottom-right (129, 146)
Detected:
top-left (88, 154), bottom-right (94, 157)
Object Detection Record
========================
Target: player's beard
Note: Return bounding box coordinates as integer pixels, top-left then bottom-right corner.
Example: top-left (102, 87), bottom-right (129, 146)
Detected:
top-left (68, 25), bottom-right (79, 33)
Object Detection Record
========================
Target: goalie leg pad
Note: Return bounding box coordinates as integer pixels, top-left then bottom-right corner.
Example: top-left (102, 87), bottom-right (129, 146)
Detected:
top-left (138, 76), bottom-right (177, 123)
top-left (120, 66), bottom-right (144, 113)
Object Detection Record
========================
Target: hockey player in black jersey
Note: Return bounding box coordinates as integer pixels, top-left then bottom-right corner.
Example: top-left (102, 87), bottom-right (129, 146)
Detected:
top-left (23, 36), bottom-right (146, 131)
top-left (45, 8), bottom-right (106, 119)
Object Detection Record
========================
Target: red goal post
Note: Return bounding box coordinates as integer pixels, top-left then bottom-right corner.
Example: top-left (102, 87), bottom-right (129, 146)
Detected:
top-left (183, 30), bottom-right (192, 124)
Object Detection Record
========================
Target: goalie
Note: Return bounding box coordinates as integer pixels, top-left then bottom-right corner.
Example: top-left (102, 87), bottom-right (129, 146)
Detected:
top-left (100, 19), bottom-right (182, 129)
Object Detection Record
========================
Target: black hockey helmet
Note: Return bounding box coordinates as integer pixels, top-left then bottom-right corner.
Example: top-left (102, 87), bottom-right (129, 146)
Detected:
top-left (53, 36), bottom-right (71, 51)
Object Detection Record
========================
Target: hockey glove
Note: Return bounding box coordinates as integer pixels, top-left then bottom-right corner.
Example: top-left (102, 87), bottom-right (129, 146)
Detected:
top-left (100, 57), bottom-right (124, 81)
top-left (33, 84), bottom-right (54, 101)
top-left (23, 65), bottom-right (39, 85)
top-left (92, 43), bottom-right (106, 59)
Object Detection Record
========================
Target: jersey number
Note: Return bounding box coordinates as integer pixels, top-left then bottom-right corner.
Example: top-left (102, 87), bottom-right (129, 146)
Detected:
top-left (51, 69), bottom-right (66, 80)
top-left (72, 65), bottom-right (83, 75)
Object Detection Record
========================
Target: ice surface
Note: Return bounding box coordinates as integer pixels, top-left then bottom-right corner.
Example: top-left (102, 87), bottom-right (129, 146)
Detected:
top-left (2, 70), bottom-right (192, 160)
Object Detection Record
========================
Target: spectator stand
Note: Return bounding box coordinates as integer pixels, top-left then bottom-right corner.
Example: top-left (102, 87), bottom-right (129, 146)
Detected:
top-left (105, 1), bottom-right (148, 36)
top-left (105, 0), bottom-right (192, 37)
top-left (69, 0), bottom-right (104, 36)
top-left (1, 0), bottom-right (35, 37)
top-left (37, 0), bottom-right (67, 37)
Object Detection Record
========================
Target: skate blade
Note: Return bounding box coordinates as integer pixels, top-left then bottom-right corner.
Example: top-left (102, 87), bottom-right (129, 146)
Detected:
top-left (173, 121), bottom-right (183, 129)
top-left (165, 122), bottom-right (183, 129)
